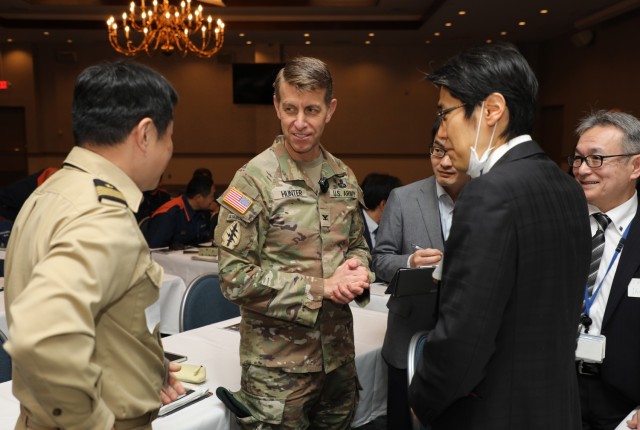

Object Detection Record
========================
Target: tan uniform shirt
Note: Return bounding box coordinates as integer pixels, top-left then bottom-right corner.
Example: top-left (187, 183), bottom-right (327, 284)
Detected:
top-left (5, 147), bottom-right (165, 430)
top-left (215, 137), bottom-right (372, 374)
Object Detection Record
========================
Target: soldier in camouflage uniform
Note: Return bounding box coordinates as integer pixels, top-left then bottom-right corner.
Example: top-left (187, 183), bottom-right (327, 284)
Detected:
top-left (214, 57), bottom-right (373, 429)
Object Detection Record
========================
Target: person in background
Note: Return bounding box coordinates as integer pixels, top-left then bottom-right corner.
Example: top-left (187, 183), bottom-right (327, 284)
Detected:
top-left (570, 110), bottom-right (640, 430)
top-left (408, 42), bottom-right (591, 429)
top-left (4, 61), bottom-right (184, 430)
top-left (373, 118), bottom-right (469, 429)
top-left (359, 172), bottom-right (401, 252)
top-left (0, 167), bottom-right (59, 233)
top-left (214, 56), bottom-right (371, 429)
top-left (209, 187), bottom-right (223, 240)
top-left (136, 183), bottom-right (172, 223)
top-left (144, 172), bottom-right (215, 248)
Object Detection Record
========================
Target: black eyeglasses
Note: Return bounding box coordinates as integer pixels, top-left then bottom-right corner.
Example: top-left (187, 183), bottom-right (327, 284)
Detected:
top-left (436, 103), bottom-right (466, 120)
top-left (429, 143), bottom-right (447, 159)
top-left (568, 153), bottom-right (640, 168)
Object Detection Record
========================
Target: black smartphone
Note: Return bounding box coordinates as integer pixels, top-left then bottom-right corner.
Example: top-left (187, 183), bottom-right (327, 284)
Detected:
top-left (164, 351), bottom-right (187, 363)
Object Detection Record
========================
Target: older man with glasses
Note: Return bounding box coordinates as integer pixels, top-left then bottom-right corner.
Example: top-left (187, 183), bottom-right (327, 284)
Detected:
top-left (570, 110), bottom-right (640, 430)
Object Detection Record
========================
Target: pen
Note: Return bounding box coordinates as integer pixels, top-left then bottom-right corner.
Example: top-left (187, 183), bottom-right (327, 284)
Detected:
top-left (194, 365), bottom-right (203, 375)
top-left (411, 243), bottom-right (424, 251)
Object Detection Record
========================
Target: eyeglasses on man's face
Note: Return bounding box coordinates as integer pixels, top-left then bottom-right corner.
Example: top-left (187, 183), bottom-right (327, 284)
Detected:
top-left (429, 142), bottom-right (448, 159)
top-left (436, 103), bottom-right (466, 121)
top-left (568, 153), bottom-right (640, 168)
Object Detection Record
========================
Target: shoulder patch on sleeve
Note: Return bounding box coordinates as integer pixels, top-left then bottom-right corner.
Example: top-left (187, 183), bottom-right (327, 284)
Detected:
top-left (222, 186), bottom-right (254, 214)
top-left (93, 179), bottom-right (127, 208)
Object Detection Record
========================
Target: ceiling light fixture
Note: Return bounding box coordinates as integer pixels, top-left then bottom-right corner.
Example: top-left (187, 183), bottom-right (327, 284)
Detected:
top-left (106, 0), bottom-right (225, 58)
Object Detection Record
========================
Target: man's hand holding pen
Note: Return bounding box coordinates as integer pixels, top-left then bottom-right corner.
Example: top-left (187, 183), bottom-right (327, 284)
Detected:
top-left (409, 243), bottom-right (443, 268)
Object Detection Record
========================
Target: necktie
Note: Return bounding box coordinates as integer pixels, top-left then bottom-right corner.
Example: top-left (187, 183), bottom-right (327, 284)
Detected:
top-left (587, 212), bottom-right (611, 296)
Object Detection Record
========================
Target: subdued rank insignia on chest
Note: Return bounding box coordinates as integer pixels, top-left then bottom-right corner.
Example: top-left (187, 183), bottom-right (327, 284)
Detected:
top-left (222, 221), bottom-right (241, 249)
top-left (223, 187), bottom-right (253, 214)
top-left (93, 179), bottom-right (127, 207)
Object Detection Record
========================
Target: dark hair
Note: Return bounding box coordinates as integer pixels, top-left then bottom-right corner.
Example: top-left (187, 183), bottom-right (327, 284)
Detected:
top-left (273, 56), bottom-right (333, 106)
top-left (361, 173), bottom-right (402, 210)
top-left (186, 174), bottom-right (213, 199)
top-left (428, 43), bottom-right (538, 140)
top-left (72, 61), bottom-right (178, 146)
top-left (192, 167), bottom-right (213, 180)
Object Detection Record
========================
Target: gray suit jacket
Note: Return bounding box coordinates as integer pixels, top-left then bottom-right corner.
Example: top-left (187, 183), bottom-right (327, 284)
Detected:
top-left (372, 176), bottom-right (444, 368)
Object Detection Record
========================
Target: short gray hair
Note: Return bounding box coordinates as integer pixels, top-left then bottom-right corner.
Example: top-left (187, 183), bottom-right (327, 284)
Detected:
top-left (576, 110), bottom-right (640, 154)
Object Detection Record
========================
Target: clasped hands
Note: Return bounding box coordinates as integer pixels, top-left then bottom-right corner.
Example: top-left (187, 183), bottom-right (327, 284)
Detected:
top-left (324, 257), bottom-right (370, 305)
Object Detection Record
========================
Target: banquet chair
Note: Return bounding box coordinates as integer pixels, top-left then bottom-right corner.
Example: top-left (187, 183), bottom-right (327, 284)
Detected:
top-left (0, 329), bottom-right (11, 383)
top-left (179, 273), bottom-right (240, 332)
top-left (407, 330), bottom-right (430, 430)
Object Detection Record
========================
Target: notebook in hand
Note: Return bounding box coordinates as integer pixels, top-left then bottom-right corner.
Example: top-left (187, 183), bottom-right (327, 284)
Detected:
top-left (385, 266), bottom-right (437, 297)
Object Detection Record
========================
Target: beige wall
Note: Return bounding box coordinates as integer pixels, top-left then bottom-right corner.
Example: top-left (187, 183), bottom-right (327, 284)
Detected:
top-left (2, 12), bottom-right (640, 187)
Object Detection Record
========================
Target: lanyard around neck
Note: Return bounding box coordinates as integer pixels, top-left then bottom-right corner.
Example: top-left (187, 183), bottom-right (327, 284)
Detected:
top-left (584, 222), bottom-right (632, 318)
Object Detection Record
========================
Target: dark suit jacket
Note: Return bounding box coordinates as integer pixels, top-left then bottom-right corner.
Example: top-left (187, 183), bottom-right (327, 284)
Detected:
top-left (373, 177), bottom-right (444, 369)
top-left (600, 196), bottom-right (640, 405)
top-left (409, 140), bottom-right (592, 429)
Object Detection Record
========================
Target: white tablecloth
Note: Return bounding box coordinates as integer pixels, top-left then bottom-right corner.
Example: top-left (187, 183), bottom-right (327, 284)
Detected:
top-left (158, 274), bottom-right (187, 335)
top-left (0, 306), bottom-right (387, 430)
top-left (152, 251), bottom-right (219, 286)
top-left (0, 274), bottom-right (186, 338)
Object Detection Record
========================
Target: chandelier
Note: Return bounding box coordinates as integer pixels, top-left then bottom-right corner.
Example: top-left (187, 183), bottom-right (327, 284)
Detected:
top-left (106, 0), bottom-right (225, 58)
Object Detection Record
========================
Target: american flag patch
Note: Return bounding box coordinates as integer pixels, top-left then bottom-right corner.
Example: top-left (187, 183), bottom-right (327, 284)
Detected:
top-left (223, 187), bottom-right (253, 214)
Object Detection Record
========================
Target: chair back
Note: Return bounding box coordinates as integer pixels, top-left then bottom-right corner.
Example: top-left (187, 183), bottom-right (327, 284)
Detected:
top-left (0, 329), bottom-right (11, 383)
top-left (407, 330), bottom-right (430, 430)
top-left (138, 216), bottom-right (151, 236)
top-left (179, 273), bottom-right (240, 332)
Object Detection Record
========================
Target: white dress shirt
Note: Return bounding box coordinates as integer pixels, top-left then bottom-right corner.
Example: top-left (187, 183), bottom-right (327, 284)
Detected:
top-left (581, 192), bottom-right (637, 335)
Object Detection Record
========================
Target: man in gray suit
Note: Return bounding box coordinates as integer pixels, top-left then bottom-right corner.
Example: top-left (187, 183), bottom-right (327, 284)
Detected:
top-left (372, 119), bottom-right (469, 429)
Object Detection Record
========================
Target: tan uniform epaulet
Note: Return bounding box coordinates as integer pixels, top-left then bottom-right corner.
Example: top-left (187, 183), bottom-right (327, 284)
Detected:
top-left (93, 179), bottom-right (128, 208)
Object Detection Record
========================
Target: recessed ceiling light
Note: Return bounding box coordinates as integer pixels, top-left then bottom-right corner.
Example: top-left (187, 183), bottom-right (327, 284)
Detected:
top-left (434, 32), bottom-right (441, 37)
top-left (365, 40), bottom-right (371, 45)
top-left (368, 32), bottom-right (375, 37)
top-left (518, 21), bottom-right (526, 26)
top-left (305, 40), bottom-right (311, 45)
top-left (245, 40), bottom-right (253, 45)
top-left (66, 39), bottom-right (73, 43)
top-left (486, 39), bottom-right (493, 44)
top-left (445, 22), bottom-right (452, 27)
top-left (425, 40), bottom-right (431, 44)
top-left (7, 38), bottom-right (13, 43)
top-left (500, 31), bottom-right (508, 36)
top-left (43, 31), bottom-right (50, 36)
top-left (458, 10), bottom-right (466, 15)
top-left (239, 33), bottom-right (245, 37)
top-left (304, 33), bottom-right (310, 37)
top-left (540, 9), bottom-right (549, 14)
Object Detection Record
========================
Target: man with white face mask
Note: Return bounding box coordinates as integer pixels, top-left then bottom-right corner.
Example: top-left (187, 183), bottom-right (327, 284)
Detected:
top-left (408, 43), bottom-right (592, 430)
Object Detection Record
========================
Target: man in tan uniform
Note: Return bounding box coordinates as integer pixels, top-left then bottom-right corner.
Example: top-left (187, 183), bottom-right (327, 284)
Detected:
top-left (4, 61), bottom-right (184, 430)
top-left (215, 57), bottom-right (372, 429)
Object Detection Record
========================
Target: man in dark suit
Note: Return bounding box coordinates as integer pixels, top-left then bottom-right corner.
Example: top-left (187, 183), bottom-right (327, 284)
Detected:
top-left (570, 110), bottom-right (640, 430)
top-left (359, 172), bottom-right (401, 252)
top-left (408, 43), bottom-right (592, 429)
top-left (373, 119), bottom-right (468, 429)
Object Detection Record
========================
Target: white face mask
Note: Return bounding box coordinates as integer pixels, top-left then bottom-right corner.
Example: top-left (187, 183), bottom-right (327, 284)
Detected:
top-left (467, 101), bottom-right (497, 178)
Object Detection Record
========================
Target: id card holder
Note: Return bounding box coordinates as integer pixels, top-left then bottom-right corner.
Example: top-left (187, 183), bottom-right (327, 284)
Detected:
top-left (576, 333), bottom-right (606, 363)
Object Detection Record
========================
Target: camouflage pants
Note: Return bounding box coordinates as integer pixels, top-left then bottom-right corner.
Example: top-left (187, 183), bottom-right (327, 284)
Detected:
top-left (235, 361), bottom-right (360, 430)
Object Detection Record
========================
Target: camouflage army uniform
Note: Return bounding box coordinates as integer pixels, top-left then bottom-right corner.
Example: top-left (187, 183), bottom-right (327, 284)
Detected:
top-left (215, 136), bottom-right (372, 429)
